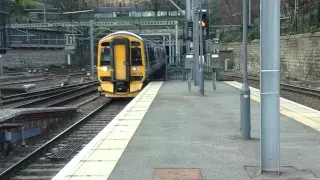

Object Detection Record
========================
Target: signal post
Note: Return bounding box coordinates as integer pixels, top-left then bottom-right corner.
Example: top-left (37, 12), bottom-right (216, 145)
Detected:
top-left (199, 10), bottom-right (209, 96)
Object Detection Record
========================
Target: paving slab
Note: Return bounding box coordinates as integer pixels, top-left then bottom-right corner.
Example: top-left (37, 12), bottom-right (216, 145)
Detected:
top-left (108, 81), bottom-right (320, 180)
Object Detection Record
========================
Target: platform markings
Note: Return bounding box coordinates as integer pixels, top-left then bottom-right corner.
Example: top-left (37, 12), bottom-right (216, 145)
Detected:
top-left (51, 82), bottom-right (163, 180)
top-left (224, 81), bottom-right (320, 131)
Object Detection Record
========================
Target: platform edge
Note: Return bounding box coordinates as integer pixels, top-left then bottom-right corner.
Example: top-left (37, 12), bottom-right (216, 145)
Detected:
top-left (51, 81), bottom-right (163, 180)
top-left (223, 81), bottom-right (320, 131)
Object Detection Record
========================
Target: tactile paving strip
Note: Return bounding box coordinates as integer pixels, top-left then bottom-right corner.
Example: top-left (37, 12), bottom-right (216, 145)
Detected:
top-left (153, 168), bottom-right (201, 180)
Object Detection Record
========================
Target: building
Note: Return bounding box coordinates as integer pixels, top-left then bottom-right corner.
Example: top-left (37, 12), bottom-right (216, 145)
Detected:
top-left (0, 0), bottom-right (10, 54)
top-left (27, 0), bottom-right (185, 22)
top-left (96, 0), bottom-right (148, 7)
top-left (94, 0), bottom-right (185, 20)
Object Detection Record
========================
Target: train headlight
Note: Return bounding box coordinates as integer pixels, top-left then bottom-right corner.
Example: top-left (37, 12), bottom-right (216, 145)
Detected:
top-left (133, 67), bottom-right (140, 71)
top-left (101, 67), bottom-right (109, 72)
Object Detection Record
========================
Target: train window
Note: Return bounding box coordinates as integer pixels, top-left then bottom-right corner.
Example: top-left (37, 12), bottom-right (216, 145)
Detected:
top-left (101, 42), bottom-right (110, 46)
top-left (101, 48), bottom-right (111, 66)
top-left (131, 41), bottom-right (140, 46)
top-left (131, 48), bottom-right (142, 66)
top-left (148, 47), bottom-right (155, 63)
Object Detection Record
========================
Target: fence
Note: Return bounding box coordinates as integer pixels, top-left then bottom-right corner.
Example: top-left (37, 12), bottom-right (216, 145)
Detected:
top-left (281, 7), bottom-right (320, 35)
top-left (218, 4), bottom-right (320, 43)
top-left (165, 55), bottom-right (219, 81)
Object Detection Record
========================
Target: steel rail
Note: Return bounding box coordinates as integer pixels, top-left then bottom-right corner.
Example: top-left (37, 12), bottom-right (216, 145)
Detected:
top-left (221, 74), bottom-right (320, 97)
top-left (0, 99), bottom-right (111, 180)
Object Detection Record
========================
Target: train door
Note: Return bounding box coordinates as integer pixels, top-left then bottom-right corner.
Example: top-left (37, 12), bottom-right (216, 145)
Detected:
top-left (111, 39), bottom-right (130, 82)
top-left (114, 45), bottom-right (126, 80)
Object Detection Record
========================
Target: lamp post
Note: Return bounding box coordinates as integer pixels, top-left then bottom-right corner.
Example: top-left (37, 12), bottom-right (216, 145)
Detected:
top-left (134, 2), bottom-right (138, 16)
top-left (134, 2), bottom-right (141, 33)
top-left (43, 0), bottom-right (46, 23)
top-left (240, 0), bottom-right (251, 140)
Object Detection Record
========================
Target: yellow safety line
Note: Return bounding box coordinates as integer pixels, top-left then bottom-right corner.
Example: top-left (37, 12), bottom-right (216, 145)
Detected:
top-left (224, 81), bottom-right (320, 131)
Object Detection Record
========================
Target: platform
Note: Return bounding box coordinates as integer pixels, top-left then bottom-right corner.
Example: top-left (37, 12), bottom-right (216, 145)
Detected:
top-left (0, 107), bottom-right (77, 123)
top-left (53, 81), bottom-right (320, 180)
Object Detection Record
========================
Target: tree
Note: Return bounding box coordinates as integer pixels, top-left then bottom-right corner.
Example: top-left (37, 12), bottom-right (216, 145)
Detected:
top-left (10, 0), bottom-right (43, 23)
top-left (49, 0), bottom-right (91, 12)
top-left (209, 0), bottom-right (260, 25)
top-left (209, 0), bottom-right (222, 25)
top-left (49, 0), bottom-right (92, 21)
top-left (144, 0), bottom-right (163, 19)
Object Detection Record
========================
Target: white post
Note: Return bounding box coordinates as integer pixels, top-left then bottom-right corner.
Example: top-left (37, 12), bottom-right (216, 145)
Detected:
top-left (67, 53), bottom-right (71, 65)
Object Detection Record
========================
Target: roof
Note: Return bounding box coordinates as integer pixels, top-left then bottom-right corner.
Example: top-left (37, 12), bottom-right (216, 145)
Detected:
top-left (102, 31), bottom-right (143, 41)
top-left (100, 31), bottom-right (164, 48)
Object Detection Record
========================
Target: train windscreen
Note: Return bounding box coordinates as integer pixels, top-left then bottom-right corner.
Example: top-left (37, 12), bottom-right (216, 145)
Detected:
top-left (101, 48), bottom-right (111, 66)
top-left (131, 48), bottom-right (142, 66)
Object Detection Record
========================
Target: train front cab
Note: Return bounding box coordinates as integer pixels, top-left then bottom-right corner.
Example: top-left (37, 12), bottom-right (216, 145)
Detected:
top-left (97, 35), bottom-right (146, 98)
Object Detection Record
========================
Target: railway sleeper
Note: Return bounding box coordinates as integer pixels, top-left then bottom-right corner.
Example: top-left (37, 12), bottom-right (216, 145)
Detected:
top-left (74, 129), bottom-right (102, 133)
top-left (65, 134), bottom-right (94, 138)
top-left (90, 120), bottom-right (113, 124)
top-left (79, 124), bottom-right (106, 128)
top-left (20, 168), bottom-right (61, 173)
top-left (68, 130), bottom-right (101, 135)
top-left (27, 163), bottom-right (65, 168)
top-left (58, 141), bottom-right (89, 146)
top-left (80, 124), bottom-right (109, 127)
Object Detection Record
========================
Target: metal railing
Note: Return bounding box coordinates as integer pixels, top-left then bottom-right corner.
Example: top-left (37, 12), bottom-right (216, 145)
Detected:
top-left (165, 55), bottom-right (219, 81)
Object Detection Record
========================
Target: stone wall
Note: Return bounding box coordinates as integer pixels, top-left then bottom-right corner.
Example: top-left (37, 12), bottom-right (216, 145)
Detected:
top-left (221, 32), bottom-right (320, 82)
top-left (1, 49), bottom-right (67, 69)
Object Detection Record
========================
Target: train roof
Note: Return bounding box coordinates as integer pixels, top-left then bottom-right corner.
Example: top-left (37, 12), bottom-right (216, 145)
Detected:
top-left (100, 31), bottom-right (164, 48)
top-left (102, 31), bottom-right (142, 41)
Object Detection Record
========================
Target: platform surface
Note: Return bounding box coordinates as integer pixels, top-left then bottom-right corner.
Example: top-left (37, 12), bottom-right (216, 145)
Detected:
top-left (53, 81), bottom-right (320, 180)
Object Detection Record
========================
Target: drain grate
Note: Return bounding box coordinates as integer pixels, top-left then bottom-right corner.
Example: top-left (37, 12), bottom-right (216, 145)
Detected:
top-left (153, 168), bottom-right (201, 180)
top-left (49, 142), bottom-right (82, 160)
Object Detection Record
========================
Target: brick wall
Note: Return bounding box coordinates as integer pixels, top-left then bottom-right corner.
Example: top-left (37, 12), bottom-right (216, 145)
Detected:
top-left (221, 32), bottom-right (320, 83)
top-left (1, 49), bottom-right (66, 69)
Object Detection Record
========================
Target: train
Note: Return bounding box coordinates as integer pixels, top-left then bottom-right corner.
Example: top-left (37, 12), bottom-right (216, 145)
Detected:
top-left (97, 31), bottom-right (166, 98)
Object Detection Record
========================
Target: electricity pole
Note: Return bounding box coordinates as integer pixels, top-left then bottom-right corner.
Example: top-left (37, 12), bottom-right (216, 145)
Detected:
top-left (193, 0), bottom-right (200, 86)
top-left (240, 0), bottom-right (251, 139)
top-left (260, 0), bottom-right (281, 172)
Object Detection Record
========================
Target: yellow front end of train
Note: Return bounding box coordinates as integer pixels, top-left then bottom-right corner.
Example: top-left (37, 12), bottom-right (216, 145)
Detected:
top-left (97, 31), bottom-right (147, 98)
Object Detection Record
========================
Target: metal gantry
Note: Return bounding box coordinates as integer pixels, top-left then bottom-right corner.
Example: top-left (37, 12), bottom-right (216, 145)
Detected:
top-left (8, 21), bottom-right (178, 28)
top-left (89, 20), bottom-right (94, 77)
top-left (139, 33), bottom-right (174, 64)
top-left (192, 0), bottom-right (200, 86)
top-left (199, 1), bottom-right (204, 96)
top-left (185, 0), bottom-right (192, 54)
top-left (7, 20), bottom-right (179, 77)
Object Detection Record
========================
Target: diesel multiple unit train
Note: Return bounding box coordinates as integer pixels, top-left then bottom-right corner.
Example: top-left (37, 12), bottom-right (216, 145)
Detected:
top-left (97, 31), bottom-right (166, 98)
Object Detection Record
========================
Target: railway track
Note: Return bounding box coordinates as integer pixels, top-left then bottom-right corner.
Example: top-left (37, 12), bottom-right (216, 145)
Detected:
top-left (0, 71), bottom-right (87, 86)
top-left (221, 73), bottom-right (320, 98)
top-left (1, 81), bottom-right (98, 108)
top-left (0, 98), bottom-right (130, 180)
